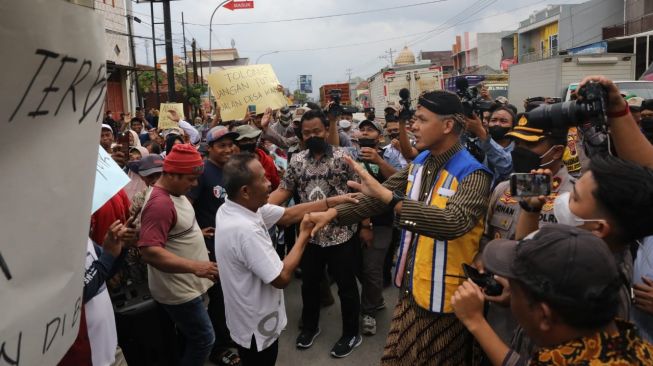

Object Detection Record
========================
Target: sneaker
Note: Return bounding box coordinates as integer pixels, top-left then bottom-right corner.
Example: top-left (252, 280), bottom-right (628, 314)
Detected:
top-left (361, 315), bottom-right (377, 336)
top-left (296, 327), bottom-right (321, 349)
top-left (330, 335), bottom-right (362, 358)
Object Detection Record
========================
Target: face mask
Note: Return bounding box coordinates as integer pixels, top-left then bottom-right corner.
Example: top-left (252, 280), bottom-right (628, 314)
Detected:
top-left (388, 133), bottom-right (400, 140)
top-left (238, 142), bottom-right (257, 153)
top-left (510, 145), bottom-right (558, 173)
top-left (293, 127), bottom-right (302, 139)
top-left (305, 136), bottom-right (327, 154)
top-left (553, 192), bottom-right (602, 227)
top-left (280, 118), bottom-right (290, 127)
top-left (488, 126), bottom-right (511, 141)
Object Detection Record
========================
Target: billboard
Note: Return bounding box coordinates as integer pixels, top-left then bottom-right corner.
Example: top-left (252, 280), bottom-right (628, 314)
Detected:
top-left (299, 75), bottom-right (313, 93)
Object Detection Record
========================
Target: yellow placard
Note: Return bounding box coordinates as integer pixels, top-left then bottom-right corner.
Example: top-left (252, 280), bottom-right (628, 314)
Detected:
top-left (158, 103), bottom-right (185, 130)
top-left (207, 64), bottom-right (287, 121)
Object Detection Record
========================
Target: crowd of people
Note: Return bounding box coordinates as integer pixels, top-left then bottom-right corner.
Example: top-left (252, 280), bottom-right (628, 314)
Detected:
top-left (64, 75), bottom-right (653, 366)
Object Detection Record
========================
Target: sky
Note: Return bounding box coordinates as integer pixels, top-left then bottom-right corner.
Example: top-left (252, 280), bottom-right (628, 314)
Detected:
top-left (129, 0), bottom-right (584, 98)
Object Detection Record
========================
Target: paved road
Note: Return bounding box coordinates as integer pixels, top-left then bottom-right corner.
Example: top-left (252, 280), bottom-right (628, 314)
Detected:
top-left (277, 280), bottom-right (399, 366)
top-left (206, 279), bottom-right (400, 366)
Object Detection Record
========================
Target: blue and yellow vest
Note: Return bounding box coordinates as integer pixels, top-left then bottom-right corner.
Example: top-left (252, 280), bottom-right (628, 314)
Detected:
top-left (396, 149), bottom-right (491, 314)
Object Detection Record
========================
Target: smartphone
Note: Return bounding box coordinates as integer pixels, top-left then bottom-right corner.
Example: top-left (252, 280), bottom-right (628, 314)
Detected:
top-left (117, 132), bottom-right (131, 157)
top-left (462, 263), bottom-right (503, 296)
top-left (509, 173), bottom-right (551, 197)
top-left (247, 105), bottom-right (257, 115)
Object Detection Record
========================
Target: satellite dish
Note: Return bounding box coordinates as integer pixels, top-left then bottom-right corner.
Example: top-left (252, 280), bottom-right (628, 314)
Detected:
top-left (231, 39), bottom-right (236, 48)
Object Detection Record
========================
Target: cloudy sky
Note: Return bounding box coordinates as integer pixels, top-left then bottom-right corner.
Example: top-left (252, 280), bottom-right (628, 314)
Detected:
top-left (130, 0), bottom-right (582, 98)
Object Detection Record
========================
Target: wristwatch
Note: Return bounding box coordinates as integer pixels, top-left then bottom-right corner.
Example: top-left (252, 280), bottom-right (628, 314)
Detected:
top-left (519, 200), bottom-right (542, 213)
top-left (387, 191), bottom-right (405, 209)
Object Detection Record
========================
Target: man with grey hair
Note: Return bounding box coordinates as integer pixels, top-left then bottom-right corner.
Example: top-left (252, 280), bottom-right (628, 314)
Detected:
top-left (215, 153), bottom-right (356, 365)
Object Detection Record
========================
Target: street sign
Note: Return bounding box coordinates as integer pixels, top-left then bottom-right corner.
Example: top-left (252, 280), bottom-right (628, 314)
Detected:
top-left (224, 0), bottom-right (254, 10)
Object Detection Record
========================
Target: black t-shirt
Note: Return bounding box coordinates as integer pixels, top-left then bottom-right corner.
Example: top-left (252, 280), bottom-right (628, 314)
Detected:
top-left (187, 159), bottom-right (226, 230)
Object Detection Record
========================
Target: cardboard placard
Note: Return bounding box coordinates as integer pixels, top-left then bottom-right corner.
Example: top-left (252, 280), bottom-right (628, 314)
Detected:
top-left (0, 0), bottom-right (107, 364)
top-left (207, 64), bottom-right (287, 121)
top-left (158, 103), bottom-right (185, 130)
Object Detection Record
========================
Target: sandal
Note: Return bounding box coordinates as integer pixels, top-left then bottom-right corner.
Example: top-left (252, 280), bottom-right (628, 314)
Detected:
top-left (210, 349), bottom-right (241, 366)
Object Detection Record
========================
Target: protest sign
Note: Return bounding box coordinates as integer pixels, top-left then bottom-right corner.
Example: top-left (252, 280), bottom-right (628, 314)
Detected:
top-left (208, 64), bottom-right (287, 121)
top-left (0, 0), bottom-right (106, 364)
top-left (93, 147), bottom-right (131, 213)
top-left (158, 103), bottom-right (185, 130)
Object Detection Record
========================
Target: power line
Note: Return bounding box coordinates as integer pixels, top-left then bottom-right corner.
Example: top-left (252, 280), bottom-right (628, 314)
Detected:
top-left (208, 0), bottom-right (449, 26)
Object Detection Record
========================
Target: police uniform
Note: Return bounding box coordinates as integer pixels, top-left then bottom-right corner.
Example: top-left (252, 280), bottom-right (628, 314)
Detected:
top-left (484, 165), bottom-right (575, 242)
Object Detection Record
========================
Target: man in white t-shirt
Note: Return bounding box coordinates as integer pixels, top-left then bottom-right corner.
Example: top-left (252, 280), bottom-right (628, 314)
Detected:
top-left (215, 152), bottom-right (356, 366)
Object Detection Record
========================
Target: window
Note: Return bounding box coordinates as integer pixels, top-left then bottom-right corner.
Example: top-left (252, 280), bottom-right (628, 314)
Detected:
top-left (550, 34), bottom-right (558, 53)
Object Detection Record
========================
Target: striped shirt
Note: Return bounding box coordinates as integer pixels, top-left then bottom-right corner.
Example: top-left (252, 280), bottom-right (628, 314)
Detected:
top-left (336, 143), bottom-right (492, 241)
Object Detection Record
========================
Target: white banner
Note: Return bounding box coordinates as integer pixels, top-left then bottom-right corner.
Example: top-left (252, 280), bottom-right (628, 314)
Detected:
top-left (0, 0), bottom-right (107, 365)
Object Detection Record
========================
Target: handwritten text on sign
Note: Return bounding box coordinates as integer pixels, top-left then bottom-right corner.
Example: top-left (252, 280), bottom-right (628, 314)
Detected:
top-left (208, 64), bottom-right (287, 121)
top-left (0, 0), bottom-right (107, 365)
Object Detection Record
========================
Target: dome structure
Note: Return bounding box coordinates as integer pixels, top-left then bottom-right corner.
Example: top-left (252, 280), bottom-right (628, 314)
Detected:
top-left (395, 46), bottom-right (416, 66)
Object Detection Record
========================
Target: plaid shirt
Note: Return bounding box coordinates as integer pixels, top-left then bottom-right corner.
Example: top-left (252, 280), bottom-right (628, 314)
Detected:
top-left (280, 144), bottom-right (358, 247)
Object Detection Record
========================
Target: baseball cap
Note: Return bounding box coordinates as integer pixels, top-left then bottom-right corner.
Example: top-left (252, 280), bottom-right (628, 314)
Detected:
top-left (506, 112), bottom-right (565, 142)
top-left (280, 107), bottom-right (292, 121)
top-left (483, 224), bottom-right (620, 307)
top-left (495, 96), bottom-right (509, 105)
top-left (234, 124), bottom-right (262, 140)
top-left (207, 125), bottom-right (239, 144)
top-left (627, 96), bottom-right (644, 111)
top-left (129, 154), bottom-right (164, 177)
top-left (642, 99), bottom-right (653, 112)
top-left (359, 119), bottom-right (382, 133)
top-left (338, 120), bottom-right (352, 129)
top-left (384, 105), bottom-right (399, 114)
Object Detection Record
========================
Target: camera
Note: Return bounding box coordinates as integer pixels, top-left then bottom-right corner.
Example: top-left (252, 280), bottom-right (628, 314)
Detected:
top-left (329, 89), bottom-right (342, 117)
top-left (455, 79), bottom-right (494, 118)
top-left (398, 88), bottom-right (413, 120)
top-left (526, 82), bottom-right (608, 130)
top-left (526, 82), bottom-right (610, 156)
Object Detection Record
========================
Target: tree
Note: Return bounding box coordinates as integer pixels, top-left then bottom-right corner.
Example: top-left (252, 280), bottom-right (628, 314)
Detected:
top-left (293, 89), bottom-right (308, 104)
top-left (181, 83), bottom-right (208, 118)
top-left (138, 71), bottom-right (163, 94)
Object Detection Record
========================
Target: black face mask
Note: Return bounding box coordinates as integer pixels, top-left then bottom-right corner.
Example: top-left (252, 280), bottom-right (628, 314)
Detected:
top-left (511, 146), bottom-right (541, 173)
top-left (488, 126), bottom-right (511, 141)
top-left (238, 143), bottom-right (257, 153)
top-left (305, 136), bottom-right (327, 154)
top-left (388, 133), bottom-right (400, 140)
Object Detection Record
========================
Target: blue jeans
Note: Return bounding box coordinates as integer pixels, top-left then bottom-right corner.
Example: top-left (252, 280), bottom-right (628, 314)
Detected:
top-left (160, 296), bottom-right (215, 366)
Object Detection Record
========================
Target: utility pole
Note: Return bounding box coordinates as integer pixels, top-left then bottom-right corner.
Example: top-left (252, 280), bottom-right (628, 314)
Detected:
top-left (199, 48), bottom-right (204, 87)
top-left (346, 68), bottom-right (352, 83)
top-left (127, 14), bottom-right (142, 109)
top-left (145, 40), bottom-right (150, 65)
top-left (379, 48), bottom-right (396, 67)
top-left (192, 38), bottom-right (198, 84)
top-left (150, 1), bottom-right (160, 106)
top-left (182, 12), bottom-right (191, 117)
top-left (162, 0), bottom-right (175, 101)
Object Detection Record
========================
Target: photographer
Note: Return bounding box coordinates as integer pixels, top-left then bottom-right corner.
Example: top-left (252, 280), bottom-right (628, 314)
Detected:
top-left (452, 225), bottom-right (653, 366)
top-left (462, 106), bottom-right (516, 184)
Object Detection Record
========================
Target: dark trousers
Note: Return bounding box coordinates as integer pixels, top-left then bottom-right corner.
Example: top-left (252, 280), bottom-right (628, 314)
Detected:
top-left (207, 282), bottom-right (233, 354)
top-left (301, 237), bottom-right (360, 337)
top-left (205, 237), bottom-right (234, 355)
top-left (236, 336), bottom-right (278, 366)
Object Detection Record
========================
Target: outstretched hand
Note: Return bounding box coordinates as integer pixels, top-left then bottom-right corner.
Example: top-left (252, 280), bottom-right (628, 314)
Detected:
top-left (306, 210), bottom-right (338, 238)
top-left (343, 155), bottom-right (392, 203)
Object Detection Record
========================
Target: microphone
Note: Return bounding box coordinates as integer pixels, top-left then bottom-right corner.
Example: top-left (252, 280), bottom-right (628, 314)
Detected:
top-left (399, 88), bottom-right (410, 100)
top-left (455, 77), bottom-right (469, 92)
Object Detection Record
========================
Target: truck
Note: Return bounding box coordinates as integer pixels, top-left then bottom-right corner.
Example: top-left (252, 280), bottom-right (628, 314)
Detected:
top-left (443, 74), bottom-right (509, 99)
top-left (367, 64), bottom-right (444, 113)
top-left (319, 83), bottom-right (351, 107)
top-left (508, 53), bottom-right (635, 111)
